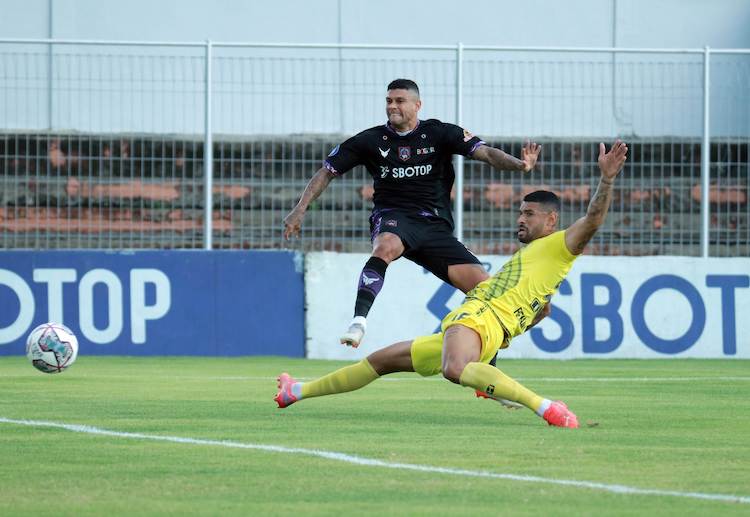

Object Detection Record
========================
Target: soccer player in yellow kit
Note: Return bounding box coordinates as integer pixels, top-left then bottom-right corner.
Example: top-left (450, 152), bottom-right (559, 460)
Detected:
top-left (275, 140), bottom-right (628, 428)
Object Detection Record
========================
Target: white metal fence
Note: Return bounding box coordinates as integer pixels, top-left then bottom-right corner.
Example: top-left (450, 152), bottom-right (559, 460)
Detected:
top-left (0, 40), bottom-right (748, 256)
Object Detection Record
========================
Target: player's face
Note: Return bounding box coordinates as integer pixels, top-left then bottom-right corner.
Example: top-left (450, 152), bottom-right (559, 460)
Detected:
top-left (386, 89), bottom-right (421, 131)
top-left (517, 202), bottom-right (557, 243)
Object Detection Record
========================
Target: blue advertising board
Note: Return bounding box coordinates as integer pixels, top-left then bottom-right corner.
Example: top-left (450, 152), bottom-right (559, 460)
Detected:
top-left (0, 250), bottom-right (304, 357)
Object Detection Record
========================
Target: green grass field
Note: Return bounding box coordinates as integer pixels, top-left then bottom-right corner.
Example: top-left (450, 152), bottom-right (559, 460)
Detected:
top-left (1, 356), bottom-right (749, 516)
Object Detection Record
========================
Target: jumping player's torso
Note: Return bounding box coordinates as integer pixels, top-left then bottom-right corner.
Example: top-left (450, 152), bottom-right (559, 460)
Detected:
top-left (466, 230), bottom-right (577, 341)
top-left (324, 119), bottom-right (484, 228)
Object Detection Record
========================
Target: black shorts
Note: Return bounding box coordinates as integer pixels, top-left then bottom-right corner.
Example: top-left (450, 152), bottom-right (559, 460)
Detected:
top-left (369, 209), bottom-right (480, 285)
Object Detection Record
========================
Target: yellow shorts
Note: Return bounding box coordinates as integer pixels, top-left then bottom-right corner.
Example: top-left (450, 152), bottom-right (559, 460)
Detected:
top-left (410, 299), bottom-right (508, 377)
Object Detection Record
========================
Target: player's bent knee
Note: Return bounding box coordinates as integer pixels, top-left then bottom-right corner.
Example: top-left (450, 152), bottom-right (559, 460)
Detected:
top-left (372, 235), bottom-right (404, 262)
top-left (447, 264), bottom-right (489, 293)
top-left (441, 360), bottom-right (465, 384)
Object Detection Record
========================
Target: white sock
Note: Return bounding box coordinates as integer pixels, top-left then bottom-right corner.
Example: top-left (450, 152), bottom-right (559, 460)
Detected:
top-left (535, 398), bottom-right (552, 417)
top-left (291, 382), bottom-right (303, 399)
top-left (351, 316), bottom-right (367, 328)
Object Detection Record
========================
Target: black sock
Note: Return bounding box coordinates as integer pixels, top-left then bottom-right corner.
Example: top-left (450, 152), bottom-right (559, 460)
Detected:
top-left (353, 257), bottom-right (389, 318)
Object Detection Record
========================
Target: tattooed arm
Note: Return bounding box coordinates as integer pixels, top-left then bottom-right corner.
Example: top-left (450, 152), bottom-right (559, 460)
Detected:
top-left (564, 140), bottom-right (628, 255)
top-left (283, 167), bottom-right (335, 240)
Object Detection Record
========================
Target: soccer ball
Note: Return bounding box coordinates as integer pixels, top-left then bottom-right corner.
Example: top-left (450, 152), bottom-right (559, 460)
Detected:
top-left (26, 323), bottom-right (79, 374)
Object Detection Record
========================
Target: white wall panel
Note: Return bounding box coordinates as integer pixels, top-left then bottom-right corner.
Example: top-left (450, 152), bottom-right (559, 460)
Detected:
top-left (306, 253), bottom-right (750, 359)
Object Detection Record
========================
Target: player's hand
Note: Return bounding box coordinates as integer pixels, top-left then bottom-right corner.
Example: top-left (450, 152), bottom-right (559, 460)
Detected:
top-left (521, 139), bottom-right (542, 173)
top-left (283, 207), bottom-right (306, 240)
top-left (528, 302), bottom-right (551, 329)
top-left (598, 140), bottom-right (628, 181)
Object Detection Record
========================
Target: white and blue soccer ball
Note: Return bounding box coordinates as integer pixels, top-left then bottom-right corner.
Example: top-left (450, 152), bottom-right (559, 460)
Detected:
top-left (25, 323), bottom-right (79, 374)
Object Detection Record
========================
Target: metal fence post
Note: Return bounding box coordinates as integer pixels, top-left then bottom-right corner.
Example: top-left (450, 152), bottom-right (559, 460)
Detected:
top-left (204, 40), bottom-right (214, 250)
top-left (337, 0), bottom-right (344, 133)
top-left (454, 42), bottom-right (464, 242)
top-left (47, 0), bottom-right (54, 129)
top-left (701, 46), bottom-right (711, 258)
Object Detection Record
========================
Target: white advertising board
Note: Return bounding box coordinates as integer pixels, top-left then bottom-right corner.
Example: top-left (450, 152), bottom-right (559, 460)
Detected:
top-left (306, 253), bottom-right (750, 360)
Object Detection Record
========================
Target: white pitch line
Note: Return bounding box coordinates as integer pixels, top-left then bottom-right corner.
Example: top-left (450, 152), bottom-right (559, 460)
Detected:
top-left (517, 376), bottom-right (750, 383)
top-left (1, 374), bottom-right (750, 384)
top-left (161, 375), bottom-right (750, 383)
top-left (1, 417), bottom-right (748, 505)
top-left (3, 374), bottom-right (748, 383)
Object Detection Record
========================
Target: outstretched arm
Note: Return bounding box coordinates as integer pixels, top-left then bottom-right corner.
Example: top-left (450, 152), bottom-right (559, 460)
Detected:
top-left (471, 140), bottom-right (541, 173)
top-left (283, 166), bottom-right (335, 240)
top-left (564, 140), bottom-right (628, 255)
top-left (527, 302), bottom-right (551, 329)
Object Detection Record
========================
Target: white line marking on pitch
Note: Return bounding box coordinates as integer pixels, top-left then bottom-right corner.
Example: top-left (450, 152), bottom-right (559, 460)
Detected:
top-left (157, 376), bottom-right (750, 383)
top-left (2, 373), bottom-right (749, 383)
top-left (1, 417), bottom-right (747, 505)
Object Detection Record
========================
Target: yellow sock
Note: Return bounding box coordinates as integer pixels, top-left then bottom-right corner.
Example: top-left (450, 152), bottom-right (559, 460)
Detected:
top-left (300, 359), bottom-right (379, 399)
top-left (458, 362), bottom-right (544, 413)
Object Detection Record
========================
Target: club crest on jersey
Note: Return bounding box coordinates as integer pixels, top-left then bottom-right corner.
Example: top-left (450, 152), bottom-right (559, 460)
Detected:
top-left (398, 146), bottom-right (411, 161)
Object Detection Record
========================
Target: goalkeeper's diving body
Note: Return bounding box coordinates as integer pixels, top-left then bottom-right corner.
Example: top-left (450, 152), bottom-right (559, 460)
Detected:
top-left (275, 141), bottom-right (628, 428)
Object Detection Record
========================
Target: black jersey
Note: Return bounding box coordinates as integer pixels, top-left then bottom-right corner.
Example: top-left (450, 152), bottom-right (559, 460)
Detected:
top-left (323, 119), bottom-right (485, 229)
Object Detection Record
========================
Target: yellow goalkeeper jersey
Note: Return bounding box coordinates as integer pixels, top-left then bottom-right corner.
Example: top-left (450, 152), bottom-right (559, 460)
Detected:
top-left (465, 230), bottom-right (578, 343)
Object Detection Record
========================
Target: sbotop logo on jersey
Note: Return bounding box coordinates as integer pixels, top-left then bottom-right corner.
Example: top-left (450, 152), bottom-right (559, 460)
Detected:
top-left (391, 165), bottom-right (432, 179)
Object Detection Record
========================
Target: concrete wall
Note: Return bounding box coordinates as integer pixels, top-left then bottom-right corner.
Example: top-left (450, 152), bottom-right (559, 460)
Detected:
top-left (2, 0), bottom-right (749, 48)
top-left (1, 1), bottom-right (748, 137)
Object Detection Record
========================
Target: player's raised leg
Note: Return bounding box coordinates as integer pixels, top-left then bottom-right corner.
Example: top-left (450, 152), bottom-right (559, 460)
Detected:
top-left (275, 340), bottom-right (415, 408)
top-left (443, 322), bottom-right (578, 428)
top-left (446, 262), bottom-right (489, 293)
top-left (274, 360), bottom-right (379, 409)
top-left (341, 232), bottom-right (405, 348)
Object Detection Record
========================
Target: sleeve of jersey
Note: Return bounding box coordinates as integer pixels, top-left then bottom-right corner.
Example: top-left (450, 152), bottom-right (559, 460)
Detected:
top-left (549, 230), bottom-right (577, 264)
top-left (442, 123), bottom-right (485, 157)
top-left (323, 135), bottom-right (362, 177)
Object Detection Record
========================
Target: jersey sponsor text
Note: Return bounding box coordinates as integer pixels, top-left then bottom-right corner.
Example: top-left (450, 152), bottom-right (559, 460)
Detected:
top-left (391, 164), bottom-right (432, 178)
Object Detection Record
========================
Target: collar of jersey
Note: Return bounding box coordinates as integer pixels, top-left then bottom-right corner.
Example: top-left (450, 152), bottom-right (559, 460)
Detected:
top-left (384, 119), bottom-right (421, 137)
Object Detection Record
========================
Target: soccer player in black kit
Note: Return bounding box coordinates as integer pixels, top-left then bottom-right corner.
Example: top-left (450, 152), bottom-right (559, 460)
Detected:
top-left (284, 79), bottom-right (543, 349)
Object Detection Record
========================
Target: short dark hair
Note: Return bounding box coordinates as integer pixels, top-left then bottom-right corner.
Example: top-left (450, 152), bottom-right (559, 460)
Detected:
top-left (387, 79), bottom-right (420, 97)
top-left (523, 190), bottom-right (561, 212)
